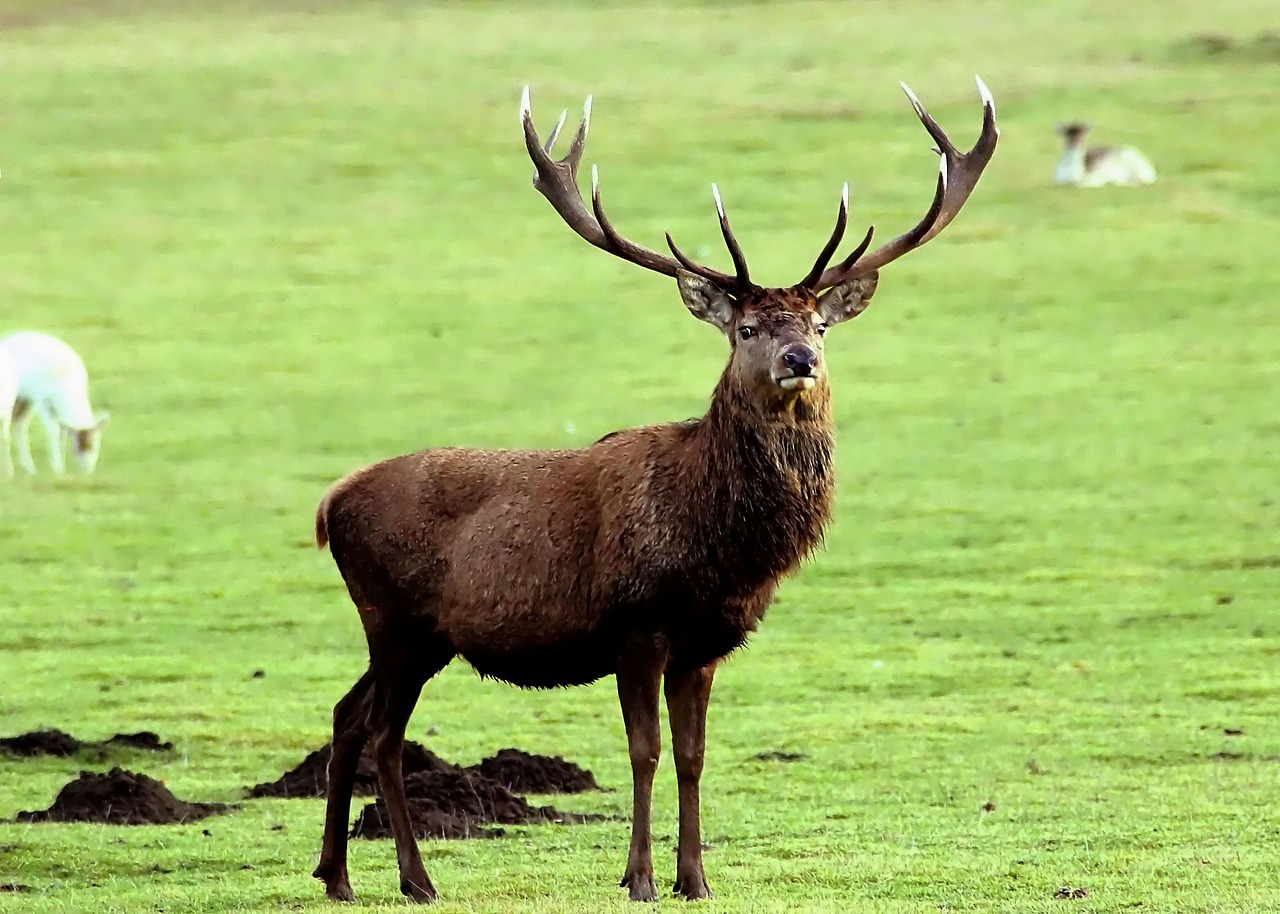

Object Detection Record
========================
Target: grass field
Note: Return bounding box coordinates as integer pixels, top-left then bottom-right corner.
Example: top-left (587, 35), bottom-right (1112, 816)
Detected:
top-left (2, 1), bottom-right (1278, 911)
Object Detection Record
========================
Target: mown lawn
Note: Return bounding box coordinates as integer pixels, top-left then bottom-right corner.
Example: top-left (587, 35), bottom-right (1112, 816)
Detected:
top-left (1, 1), bottom-right (1278, 911)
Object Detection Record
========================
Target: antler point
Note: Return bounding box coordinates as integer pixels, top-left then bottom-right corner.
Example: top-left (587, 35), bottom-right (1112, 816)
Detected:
top-left (520, 85), bottom-right (531, 116)
top-left (974, 75), bottom-right (996, 121)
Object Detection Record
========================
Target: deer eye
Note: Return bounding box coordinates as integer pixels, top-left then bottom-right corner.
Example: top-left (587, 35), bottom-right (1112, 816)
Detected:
top-left (738, 325), bottom-right (756, 341)
top-left (815, 323), bottom-right (827, 336)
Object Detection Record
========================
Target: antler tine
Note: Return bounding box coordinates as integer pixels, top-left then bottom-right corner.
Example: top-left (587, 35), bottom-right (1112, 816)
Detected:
top-left (811, 76), bottom-right (999, 290)
top-left (592, 168), bottom-right (738, 288)
top-left (542, 109), bottom-right (569, 156)
top-left (521, 87), bottom-right (745, 288)
top-left (799, 183), bottom-right (850, 289)
top-left (564, 95), bottom-right (591, 172)
top-left (711, 184), bottom-right (751, 289)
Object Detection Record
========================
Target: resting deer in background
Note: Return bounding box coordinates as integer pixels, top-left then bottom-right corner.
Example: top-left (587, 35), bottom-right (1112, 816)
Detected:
top-left (1054, 121), bottom-right (1156, 187)
top-left (0, 331), bottom-right (109, 474)
top-left (311, 78), bottom-right (998, 904)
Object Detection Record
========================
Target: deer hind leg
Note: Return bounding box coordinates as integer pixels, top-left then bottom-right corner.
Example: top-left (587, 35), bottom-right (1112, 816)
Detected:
top-left (616, 634), bottom-right (667, 902)
top-left (368, 626), bottom-right (454, 904)
top-left (665, 662), bottom-right (717, 900)
top-left (314, 668), bottom-right (377, 902)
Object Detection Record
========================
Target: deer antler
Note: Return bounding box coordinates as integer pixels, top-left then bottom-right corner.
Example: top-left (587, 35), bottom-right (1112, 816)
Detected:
top-left (803, 76), bottom-right (999, 291)
top-left (521, 87), bottom-right (753, 292)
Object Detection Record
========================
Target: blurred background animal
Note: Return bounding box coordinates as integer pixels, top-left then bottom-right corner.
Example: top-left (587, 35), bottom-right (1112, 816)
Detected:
top-left (0, 331), bottom-right (109, 474)
top-left (1055, 121), bottom-right (1157, 186)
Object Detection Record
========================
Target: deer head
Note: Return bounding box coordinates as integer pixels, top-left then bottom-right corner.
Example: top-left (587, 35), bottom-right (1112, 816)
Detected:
top-left (520, 80), bottom-right (998, 403)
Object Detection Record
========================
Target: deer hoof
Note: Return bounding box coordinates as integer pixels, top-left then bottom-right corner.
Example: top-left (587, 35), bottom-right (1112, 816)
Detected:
top-left (673, 872), bottom-right (713, 901)
top-left (400, 876), bottom-right (439, 904)
top-left (313, 865), bottom-right (356, 902)
top-left (620, 870), bottom-right (659, 902)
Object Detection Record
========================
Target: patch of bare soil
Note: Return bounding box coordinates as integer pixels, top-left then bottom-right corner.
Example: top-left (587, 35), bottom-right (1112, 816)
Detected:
top-left (16, 768), bottom-right (231, 825)
top-left (350, 768), bottom-right (603, 841)
top-left (753, 750), bottom-right (807, 762)
top-left (247, 741), bottom-right (457, 798)
top-left (470, 748), bottom-right (601, 794)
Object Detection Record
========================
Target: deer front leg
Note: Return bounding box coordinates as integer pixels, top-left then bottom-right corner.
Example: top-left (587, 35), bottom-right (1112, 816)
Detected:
top-left (665, 662), bottom-right (717, 900)
top-left (34, 405), bottom-right (65, 473)
top-left (11, 401), bottom-right (35, 474)
top-left (0, 415), bottom-right (12, 477)
top-left (616, 636), bottom-right (666, 902)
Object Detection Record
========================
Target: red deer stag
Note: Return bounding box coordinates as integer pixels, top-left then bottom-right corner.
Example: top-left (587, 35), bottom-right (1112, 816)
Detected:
top-left (311, 78), bottom-right (998, 904)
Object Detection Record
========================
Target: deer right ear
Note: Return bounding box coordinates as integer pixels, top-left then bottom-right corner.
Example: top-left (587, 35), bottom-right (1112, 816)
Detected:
top-left (817, 273), bottom-right (879, 326)
top-left (677, 270), bottom-right (736, 332)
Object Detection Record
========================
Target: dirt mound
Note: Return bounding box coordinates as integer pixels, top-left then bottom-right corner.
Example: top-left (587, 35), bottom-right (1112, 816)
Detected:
top-left (0, 729), bottom-right (82, 756)
top-left (16, 768), bottom-right (231, 825)
top-left (247, 740), bottom-right (457, 798)
top-left (103, 732), bottom-right (173, 751)
top-left (469, 748), bottom-right (601, 794)
top-left (350, 768), bottom-right (595, 841)
top-left (0, 729), bottom-right (172, 758)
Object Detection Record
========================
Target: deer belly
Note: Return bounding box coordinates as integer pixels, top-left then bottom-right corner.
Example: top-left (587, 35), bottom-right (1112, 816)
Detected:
top-left (459, 626), bottom-right (624, 689)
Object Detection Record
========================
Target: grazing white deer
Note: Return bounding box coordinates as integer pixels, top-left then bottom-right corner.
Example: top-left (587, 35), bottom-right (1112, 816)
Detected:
top-left (1055, 121), bottom-right (1156, 187)
top-left (0, 331), bottom-right (109, 474)
top-left (0, 349), bottom-right (17, 478)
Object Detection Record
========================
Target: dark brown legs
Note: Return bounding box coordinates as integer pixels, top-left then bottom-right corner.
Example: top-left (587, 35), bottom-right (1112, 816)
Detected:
top-left (313, 629), bottom-right (453, 904)
top-left (665, 662), bottom-right (716, 900)
top-left (617, 644), bottom-right (717, 903)
top-left (313, 669), bottom-right (376, 901)
top-left (616, 639), bottom-right (665, 902)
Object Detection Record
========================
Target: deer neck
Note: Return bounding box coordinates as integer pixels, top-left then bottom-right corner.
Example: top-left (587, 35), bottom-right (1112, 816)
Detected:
top-left (1055, 144), bottom-right (1087, 184)
top-left (684, 371), bottom-right (836, 577)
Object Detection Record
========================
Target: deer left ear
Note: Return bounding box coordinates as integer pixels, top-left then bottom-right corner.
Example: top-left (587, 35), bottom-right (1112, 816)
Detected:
top-left (677, 269), bottom-right (736, 333)
top-left (817, 273), bottom-right (879, 326)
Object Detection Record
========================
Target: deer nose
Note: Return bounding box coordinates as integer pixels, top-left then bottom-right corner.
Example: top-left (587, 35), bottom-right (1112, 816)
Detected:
top-left (782, 346), bottom-right (819, 376)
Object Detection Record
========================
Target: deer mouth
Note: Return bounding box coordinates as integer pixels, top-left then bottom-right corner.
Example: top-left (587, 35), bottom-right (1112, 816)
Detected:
top-left (776, 375), bottom-right (818, 392)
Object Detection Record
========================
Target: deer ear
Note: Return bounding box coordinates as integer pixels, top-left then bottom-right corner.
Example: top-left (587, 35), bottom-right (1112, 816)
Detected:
top-left (817, 273), bottom-right (879, 326)
top-left (677, 270), bottom-right (736, 332)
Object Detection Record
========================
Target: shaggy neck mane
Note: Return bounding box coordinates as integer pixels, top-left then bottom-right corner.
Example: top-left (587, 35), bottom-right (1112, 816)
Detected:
top-left (682, 369), bottom-right (836, 590)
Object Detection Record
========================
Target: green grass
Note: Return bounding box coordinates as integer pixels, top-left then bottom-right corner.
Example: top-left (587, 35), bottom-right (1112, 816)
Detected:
top-left (2, 0), bottom-right (1278, 911)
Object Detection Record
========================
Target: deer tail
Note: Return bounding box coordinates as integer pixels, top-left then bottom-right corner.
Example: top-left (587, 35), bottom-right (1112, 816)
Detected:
top-left (315, 488), bottom-right (333, 550)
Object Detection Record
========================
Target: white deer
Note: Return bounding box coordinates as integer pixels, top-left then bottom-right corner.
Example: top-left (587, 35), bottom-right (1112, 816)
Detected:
top-left (0, 331), bottom-right (109, 474)
top-left (1055, 121), bottom-right (1157, 187)
top-left (0, 348), bottom-right (17, 478)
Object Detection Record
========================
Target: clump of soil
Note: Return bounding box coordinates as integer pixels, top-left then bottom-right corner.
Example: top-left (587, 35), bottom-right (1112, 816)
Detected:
top-left (247, 740), bottom-right (457, 798)
top-left (16, 768), bottom-right (231, 825)
top-left (0, 729), bottom-right (172, 758)
top-left (350, 768), bottom-right (597, 841)
top-left (470, 748), bottom-right (601, 794)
